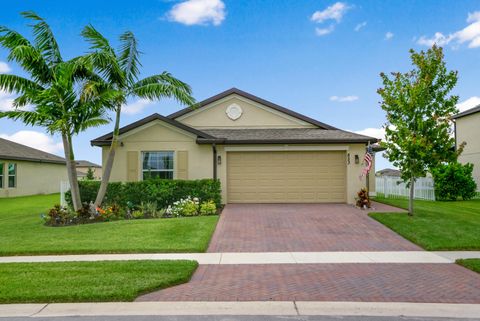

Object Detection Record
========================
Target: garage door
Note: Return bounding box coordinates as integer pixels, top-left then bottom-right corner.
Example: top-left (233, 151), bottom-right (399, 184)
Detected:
top-left (227, 151), bottom-right (346, 203)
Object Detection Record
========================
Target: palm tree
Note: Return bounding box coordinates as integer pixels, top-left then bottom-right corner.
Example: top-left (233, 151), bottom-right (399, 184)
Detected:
top-left (0, 12), bottom-right (115, 210)
top-left (81, 26), bottom-right (196, 207)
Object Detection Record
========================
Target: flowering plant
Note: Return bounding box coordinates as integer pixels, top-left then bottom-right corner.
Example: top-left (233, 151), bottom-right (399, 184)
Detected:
top-left (165, 196), bottom-right (200, 217)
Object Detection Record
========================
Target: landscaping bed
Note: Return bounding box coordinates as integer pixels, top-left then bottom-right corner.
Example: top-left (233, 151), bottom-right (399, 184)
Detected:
top-left (370, 197), bottom-right (480, 250)
top-left (0, 260), bottom-right (197, 303)
top-left (0, 194), bottom-right (219, 256)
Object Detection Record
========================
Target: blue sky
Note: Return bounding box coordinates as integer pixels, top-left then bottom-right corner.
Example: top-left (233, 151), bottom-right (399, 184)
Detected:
top-left (1, 0), bottom-right (479, 169)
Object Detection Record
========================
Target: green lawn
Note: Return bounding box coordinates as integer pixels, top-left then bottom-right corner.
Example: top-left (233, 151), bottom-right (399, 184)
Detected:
top-left (0, 194), bottom-right (219, 256)
top-left (457, 259), bottom-right (480, 274)
top-left (370, 197), bottom-right (480, 250)
top-left (0, 260), bottom-right (197, 303)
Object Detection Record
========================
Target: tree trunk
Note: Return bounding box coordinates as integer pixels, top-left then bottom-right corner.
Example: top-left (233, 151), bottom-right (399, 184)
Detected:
top-left (62, 133), bottom-right (81, 211)
top-left (94, 106), bottom-right (122, 207)
top-left (408, 176), bottom-right (415, 216)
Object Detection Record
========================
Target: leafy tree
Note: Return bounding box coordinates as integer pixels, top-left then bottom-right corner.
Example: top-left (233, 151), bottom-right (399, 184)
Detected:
top-left (378, 45), bottom-right (459, 215)
top-left (81, 26), bottom-right (196, 207)
top-left (0, 12), bottom-right (114, 210)
top-left (85, 167), bottom-right (95, 180)
top-left (432, 162), bottom-right (477, 201)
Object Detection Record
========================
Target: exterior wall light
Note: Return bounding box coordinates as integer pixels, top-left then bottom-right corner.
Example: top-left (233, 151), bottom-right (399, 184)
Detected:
top-left (355, 155), bottom-right (360, 164)
top-left (217, 155), bottom-right (222, 165)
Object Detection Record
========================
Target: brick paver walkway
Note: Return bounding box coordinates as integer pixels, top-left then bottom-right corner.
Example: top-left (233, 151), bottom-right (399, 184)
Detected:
top-left (137, 263), bottom-right (480, 303)
top-left (208, 203), bottom-right (419, 252)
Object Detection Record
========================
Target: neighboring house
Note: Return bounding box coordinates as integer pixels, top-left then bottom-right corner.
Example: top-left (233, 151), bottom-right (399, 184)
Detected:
top-left (0, 137), bottom-right (67, 197)
top-left (92, 88), bottom-right (377, 204)
top-left (453, 105), bottom-right (480, 190)
top-left (376, 168), bottom-right (401, 177)
top-left (76, 160), bottom-right (102, 180)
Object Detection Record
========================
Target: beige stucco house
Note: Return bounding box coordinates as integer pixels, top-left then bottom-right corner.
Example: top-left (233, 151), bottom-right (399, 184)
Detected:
top-left (92, 88), bottom-right (377, 204)
top-left (76, 160), bottom-right (102, 180)
top-left (453, 105), bottom-right (480, 190)
top-left (0, 137), bottom-right (67, 197)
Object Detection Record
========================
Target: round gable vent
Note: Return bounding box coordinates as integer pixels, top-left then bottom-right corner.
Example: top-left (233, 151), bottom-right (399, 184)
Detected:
top-left (226, 103), bottom-right (243, 120)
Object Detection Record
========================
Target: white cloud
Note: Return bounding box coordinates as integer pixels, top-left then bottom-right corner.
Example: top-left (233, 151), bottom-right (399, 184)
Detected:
top-left (167, 0), bottom-right (226, 26)
top-left (0, 90), bottom-right (32, 112)
top-left (330, 95), bottom-right (359, 102)
top-left (385, 32), bottom-right (394, 40)
top-left (311, 2), bottom-right (351, 23)
top-left (457, 96), bottom-right (480, 112)
top-left (122, 99), bottom-right (153, 115)
top-left (354, 127), bottom-right (386, 140)
top-left (354, 21), bottom-right (367, 32)
top-left (0, 61), bottom-right (11, 73)
top-left (0, 130), bottom-right (63, 154)
top-left (417, 11), bottom-right (480, 49)
top-left (315, 25), bottom-right (335, 36)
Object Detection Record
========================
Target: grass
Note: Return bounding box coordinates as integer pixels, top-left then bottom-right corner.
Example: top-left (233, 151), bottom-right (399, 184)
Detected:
top-left (0, 194), bottom-right (219, 256)
top-left (370, 197), bottom-right (480, 250)
top-left (0, 260), bottom-right (197, 303)
top-left (457, 259), bottom-right (480, 274)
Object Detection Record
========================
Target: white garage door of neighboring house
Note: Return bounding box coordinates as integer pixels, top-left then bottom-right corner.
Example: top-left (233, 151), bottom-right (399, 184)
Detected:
top-left (227, 151), bottom-right (347, 203)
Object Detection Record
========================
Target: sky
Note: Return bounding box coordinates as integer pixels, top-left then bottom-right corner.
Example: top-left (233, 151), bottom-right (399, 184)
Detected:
top-left (0, 0), bottom-right (479, 170)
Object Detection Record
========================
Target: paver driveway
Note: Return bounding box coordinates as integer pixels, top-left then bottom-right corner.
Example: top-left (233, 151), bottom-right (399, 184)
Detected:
top-left (138, 203), bottom-right (480, 303)
top-left (208, 203), bottom-right (420, 252)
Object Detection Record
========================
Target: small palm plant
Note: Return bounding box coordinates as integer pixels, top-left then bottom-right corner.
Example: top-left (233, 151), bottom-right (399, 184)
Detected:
top-left (0, 12), bottom-right (116, 210)
top-left (81, 26), bottom-right (196, 207)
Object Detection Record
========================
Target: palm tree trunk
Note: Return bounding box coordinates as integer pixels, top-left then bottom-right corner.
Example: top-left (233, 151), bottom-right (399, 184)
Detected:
top-left (94, 106), bottom-right (122, 207)
top-left (408, 176), bottom-right (415, 216)
top-left (62, 133), bottom-right (81, 211)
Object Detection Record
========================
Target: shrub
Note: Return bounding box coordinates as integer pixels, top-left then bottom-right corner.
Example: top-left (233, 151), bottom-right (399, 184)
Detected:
top-left (166, 197), bottom-right (199, 217)
top-left (66, 179), bottom-right (221, 209)
top-left (44, 205), bottom-right (75, 226)
top-left (199, 200), bottom-right (217, 215)
top-left (432, 162), bottom-right (477, 201)
top-left (355, 188), bottom-right (371, 209)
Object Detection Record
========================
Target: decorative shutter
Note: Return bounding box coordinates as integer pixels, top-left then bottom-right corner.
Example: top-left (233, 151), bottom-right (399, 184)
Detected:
top-left (127, 151), bottom-right (139, 181)
top-left (176, 151), bottom-right (188, 180)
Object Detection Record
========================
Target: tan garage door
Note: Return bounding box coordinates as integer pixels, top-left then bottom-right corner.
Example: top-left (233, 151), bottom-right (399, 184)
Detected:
top-left (227, 151), bottom-right (346, 203)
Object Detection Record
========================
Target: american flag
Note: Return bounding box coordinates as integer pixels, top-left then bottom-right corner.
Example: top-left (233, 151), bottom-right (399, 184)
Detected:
top-left (360, 144), bottom-right (374, 178)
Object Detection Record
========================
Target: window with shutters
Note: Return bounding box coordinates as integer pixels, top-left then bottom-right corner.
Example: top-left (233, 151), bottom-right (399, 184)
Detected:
top-left (142, 151), bottom-right (174, 180)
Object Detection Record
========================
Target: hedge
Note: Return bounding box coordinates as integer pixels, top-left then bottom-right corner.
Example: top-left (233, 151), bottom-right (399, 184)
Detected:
top-left (66, 179), bottom-right (222, 209)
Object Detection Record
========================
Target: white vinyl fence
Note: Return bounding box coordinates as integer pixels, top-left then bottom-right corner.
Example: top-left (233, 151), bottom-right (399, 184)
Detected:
top-left (375, 176), bottom-right (435, 201)
top-left (60, 180), bottom-right (70, 206)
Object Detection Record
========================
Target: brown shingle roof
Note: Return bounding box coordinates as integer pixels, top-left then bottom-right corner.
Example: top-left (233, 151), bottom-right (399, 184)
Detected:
top-left (196, 128), bottom-right (376, 144)
top-left (75, 160), bottom-right (101, 168)
top-left (0, 137), bottom-right (65, 164)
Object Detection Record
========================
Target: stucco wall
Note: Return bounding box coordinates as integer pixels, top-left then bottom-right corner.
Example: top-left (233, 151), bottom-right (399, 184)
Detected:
top-left (456, 113), bottom-right (480, 190)
top-left (176, 95), bottom-right (317, 129)
top-left (77, 166), bottom-right (103, 180)
top-left (0, 159), bottom-right (67, 197)
top-left (104, 120), bottom-right (213, 182)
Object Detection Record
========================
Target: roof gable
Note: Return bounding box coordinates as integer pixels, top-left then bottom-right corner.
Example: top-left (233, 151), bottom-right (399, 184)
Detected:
top-left (168, 88), bottom-right (337, 130)
top-left (91, 113), bottom-right (214, 146)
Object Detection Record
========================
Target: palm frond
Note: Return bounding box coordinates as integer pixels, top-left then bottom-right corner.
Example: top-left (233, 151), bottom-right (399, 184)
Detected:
top-left (119, 31), bottom-right (140, 83)
top-left (81, 25), bottom-right (115, 55)
top-left (21, 11), bottom-right (62, 65)
top-left (131, 72), bottom-right (195, 106)
top-left (0, 74), bottom-right (44, 94)
top-left (0, 110), bottom-right (47, 127)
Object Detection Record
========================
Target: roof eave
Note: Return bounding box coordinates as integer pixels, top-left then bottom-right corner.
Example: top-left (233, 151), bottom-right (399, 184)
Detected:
top-left (196, 138), bottom-right (378, 145)
top-left (0, 155), bottom-right (66, 165)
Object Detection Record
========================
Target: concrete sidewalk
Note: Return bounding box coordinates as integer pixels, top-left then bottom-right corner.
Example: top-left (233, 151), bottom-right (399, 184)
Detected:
top-left (0, 251), bottom-right (478, 264)
top-left (1, 301), bottom-right (480, 319)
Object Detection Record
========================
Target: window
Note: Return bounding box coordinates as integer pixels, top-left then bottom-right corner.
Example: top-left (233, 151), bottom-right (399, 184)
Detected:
top-left (0, 162), bottom-right (4, 189)
top-left (8, 163), bottom-right (16, 188)
top-left (142, 151), bottom-right (174, 180)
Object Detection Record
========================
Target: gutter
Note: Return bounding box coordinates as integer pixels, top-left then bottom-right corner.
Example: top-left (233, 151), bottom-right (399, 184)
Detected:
top-left (196, 138), bottom-right (377, 145)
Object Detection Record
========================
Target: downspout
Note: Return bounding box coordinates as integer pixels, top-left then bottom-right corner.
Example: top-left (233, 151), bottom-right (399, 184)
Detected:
top-left (212, 143), bottom-right (217, 180)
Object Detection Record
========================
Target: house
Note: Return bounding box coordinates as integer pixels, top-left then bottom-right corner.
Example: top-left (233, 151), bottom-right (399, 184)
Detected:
top-left (92, 88), bottom-right (377, 204)
top-left (76, 160), bottom-right (102, 180)
top-left (453, 104), bottom-right (480, 190)
top-left (376, 168), bottom-right (401, 177)
top-left (0, 137), bottom-right (67, 197)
